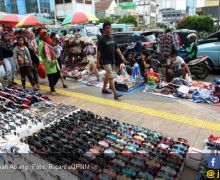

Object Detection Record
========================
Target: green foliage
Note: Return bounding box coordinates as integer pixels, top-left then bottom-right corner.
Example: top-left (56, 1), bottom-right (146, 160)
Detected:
top-left (177, 15), bottom-right (214, 32)
top-left (99, 17), bottom-right (112, 23)
top-left (118, 15), bottom-right (137, 26)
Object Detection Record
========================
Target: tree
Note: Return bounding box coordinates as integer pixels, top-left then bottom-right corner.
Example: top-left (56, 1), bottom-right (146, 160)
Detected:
top-left (118, 15), bottom-right (137, 26)
top-left (177, 15), bottom-right (214, 32)
top-left (99, 17), bottom-right (112, 23)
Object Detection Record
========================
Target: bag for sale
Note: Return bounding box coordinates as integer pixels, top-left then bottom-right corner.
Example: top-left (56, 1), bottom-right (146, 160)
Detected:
top-left (0, 65), bottom-right (6, 78)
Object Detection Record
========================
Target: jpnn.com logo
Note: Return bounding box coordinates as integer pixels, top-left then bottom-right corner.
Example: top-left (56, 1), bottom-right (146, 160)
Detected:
top-left (207, 156), bottom-right (220, 179)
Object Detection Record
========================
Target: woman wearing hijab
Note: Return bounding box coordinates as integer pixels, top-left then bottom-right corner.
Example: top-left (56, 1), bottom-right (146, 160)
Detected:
top-left (38, 29), bottom-right (60, 95)
top-left (0, 32), bottom-right (17, 86)
top-left (26, 30), bottom-right (40, 90)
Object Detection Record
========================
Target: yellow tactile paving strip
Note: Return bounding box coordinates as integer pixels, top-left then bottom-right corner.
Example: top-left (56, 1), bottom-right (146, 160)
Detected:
top-left (15, 79), bottom-right (220, 132)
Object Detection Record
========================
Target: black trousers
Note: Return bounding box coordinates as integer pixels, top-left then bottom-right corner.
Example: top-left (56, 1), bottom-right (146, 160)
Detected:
top-left (47, 71), bottom-right (60, 92)
top-left (20, 66), bottom-right (35, 87)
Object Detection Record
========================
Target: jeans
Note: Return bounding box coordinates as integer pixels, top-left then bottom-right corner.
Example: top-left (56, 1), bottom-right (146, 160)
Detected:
top-left (3, 57), bottom-right (17, 80)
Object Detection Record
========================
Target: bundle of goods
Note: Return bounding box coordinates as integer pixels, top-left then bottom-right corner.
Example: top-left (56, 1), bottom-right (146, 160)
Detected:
top-left (115, 63), bottom-right (144, 92)
top-left (145, 77), bottom-right (220, 104)
top-left (196, 135), bottom-right (220, 179)
top-left (17, 109), bottom-right (189, 180)
top-left (62, 34), bottom-right (96, 80)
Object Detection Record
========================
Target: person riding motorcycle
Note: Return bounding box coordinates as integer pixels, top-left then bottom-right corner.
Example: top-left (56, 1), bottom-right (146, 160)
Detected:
top-left (132, 33), bottom-right (142, 60)
top-left (185, 33), bottom-right (197, 63)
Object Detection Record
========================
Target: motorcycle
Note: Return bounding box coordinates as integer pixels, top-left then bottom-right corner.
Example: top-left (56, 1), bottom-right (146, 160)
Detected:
top-left (178, 49), bottom-right (209, 80)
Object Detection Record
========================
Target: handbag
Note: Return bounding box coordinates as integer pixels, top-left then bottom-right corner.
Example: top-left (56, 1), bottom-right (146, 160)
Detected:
top-left (38, 63), bottom-right (46, 79)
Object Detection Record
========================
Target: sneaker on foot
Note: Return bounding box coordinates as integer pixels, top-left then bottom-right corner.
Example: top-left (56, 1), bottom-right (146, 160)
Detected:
top-left (63, 84), bottom-right (68, 88)
top-left (114, 93), bottom-right (122, 99)
top-left (102, 89), bottom-right (112, 94)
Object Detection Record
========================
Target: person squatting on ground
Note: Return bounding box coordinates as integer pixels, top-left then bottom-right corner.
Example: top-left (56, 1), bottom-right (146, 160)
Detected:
top-left (97, 22), bottom-right (127, 100)
top-left (38, 29), bottom-right (60, 95)
top-left (126, 52), bottom-right (136, 75)
top-left (52, 37), bottom-right (68, 88)
top-left (137, 50), bottom-right (152, 83)
top-left (166, 50), bottom-right (191, 82)
top-left (13, 36), bottom-right (38, 91)
top-left (0, 32), bottom-right (17, 86)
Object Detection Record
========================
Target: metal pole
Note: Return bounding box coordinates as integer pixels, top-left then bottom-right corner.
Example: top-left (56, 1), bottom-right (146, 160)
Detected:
top-left (54, 0), bottom-right (58, 25)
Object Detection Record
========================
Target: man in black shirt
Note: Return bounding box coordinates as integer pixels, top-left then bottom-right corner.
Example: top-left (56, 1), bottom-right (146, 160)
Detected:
top-left (97, 22), bottom-right (126, 99)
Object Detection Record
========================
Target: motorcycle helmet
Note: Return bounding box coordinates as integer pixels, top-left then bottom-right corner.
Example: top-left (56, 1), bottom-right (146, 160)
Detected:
top-left (132, 32), bottom-right (141, 40)
top-left (187, 33), bottom-right (197, 39)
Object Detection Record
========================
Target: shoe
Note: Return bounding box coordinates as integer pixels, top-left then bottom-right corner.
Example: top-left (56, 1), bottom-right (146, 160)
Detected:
top-left (114, 93), bottom-right (122, 99)
top-left (102, 89), bottom-right (112, 94)
top-left (63, 84), bottom-right (68, 88)
top-left (50, 91), bottom-right (56, 96)
top-left (11, 82), bottom-right (17, 85)
top-left (33, 85), bottom-right (39, 91)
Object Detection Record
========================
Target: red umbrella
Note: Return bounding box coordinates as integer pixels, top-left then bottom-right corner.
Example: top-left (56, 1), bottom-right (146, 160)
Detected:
top-left (0, 14), bottom-right (21, 25)
top-left (62, 12), bottom-right (98, 25)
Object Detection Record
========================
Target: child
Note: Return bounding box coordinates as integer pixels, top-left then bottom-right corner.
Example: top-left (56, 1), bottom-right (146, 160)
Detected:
top-left (13, 36), bottom-right (38, 91)
top-left (52, 37), bottom-right (67, 88)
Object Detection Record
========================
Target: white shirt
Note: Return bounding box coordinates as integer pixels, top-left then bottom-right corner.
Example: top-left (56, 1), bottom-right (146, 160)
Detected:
top-left (167, 56), bottom-right (185, 72)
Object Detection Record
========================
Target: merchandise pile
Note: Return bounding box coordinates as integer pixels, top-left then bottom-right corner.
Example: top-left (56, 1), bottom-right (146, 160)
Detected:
top-left (144, 77), bottom-right (220, 104)
top-left (0, 87), bottom-right (190, 179)
top-left (62, 34), bottom-right (96, 80)
top-left (18, 110), bottom-right (189, 179)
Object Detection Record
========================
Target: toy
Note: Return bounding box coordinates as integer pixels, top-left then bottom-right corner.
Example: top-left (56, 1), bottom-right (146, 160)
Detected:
top-left (131, 63), bottom-right (141, 80)
top-left (119, 63), bottom-right (130, 80)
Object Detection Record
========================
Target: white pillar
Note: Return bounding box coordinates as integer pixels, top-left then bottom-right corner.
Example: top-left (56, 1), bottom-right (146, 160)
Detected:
top-left (72, 0), bottom-right (76, 13)
top-left (37, 0), bottom-right (41, 14)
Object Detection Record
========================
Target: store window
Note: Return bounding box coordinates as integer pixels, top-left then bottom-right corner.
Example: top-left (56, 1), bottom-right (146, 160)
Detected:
top-left (85, 0), bottom-right (92, 4)
top-left (0, 1), bottom-right (5, 12)
top-left (55, 0), bottom-right (71, 4)
top-left (76, 0), bottom-right (84, 3)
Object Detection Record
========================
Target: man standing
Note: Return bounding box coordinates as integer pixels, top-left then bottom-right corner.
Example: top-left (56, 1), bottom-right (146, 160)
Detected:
top-left (97, 22), bottom-right (126, 99)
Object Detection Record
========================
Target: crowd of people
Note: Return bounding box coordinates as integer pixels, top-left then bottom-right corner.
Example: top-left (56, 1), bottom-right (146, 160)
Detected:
top-left (0, 27), bottom-right (67, 95)
top-left (0, 23), bottom-right (197, 99)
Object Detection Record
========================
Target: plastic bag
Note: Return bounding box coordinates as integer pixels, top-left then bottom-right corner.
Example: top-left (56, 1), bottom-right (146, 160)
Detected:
top-left (0, 65), bottom-right (6, 78)
top-left (185, 73), bottom-right (192, 84)
top-left (38, 63), bottom-right (46, 79)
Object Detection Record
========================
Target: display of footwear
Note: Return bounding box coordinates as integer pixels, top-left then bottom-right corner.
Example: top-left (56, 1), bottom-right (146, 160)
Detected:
top-left (0, 85), bottom-right (189, 179)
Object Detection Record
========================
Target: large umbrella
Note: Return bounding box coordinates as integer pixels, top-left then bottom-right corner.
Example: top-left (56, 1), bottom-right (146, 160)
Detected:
top-left (16, 15), bottom-right (53, 27)
top-left (62, 12), bottom-right (98, 26)
top-left (0, 14), bottom-right (21, 25)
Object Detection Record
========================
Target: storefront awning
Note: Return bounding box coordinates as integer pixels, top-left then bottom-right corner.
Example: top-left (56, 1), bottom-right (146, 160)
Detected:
top-left (119, 2), bottom-right (137, 10)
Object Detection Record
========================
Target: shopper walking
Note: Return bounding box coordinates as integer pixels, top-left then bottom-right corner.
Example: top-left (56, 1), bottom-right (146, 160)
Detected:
top-left (38, 29), bottom-right (60, 95)
top-left (26, 30), bottom-right (40, 90)
top-left (97, 22), bottom-right (126, 99)
top-left (52, 37), bottom-right (67, 88)
top-left (13, 36), bottom-right (37, 90)
top-left (0, 32), bottom-right (17, 86)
